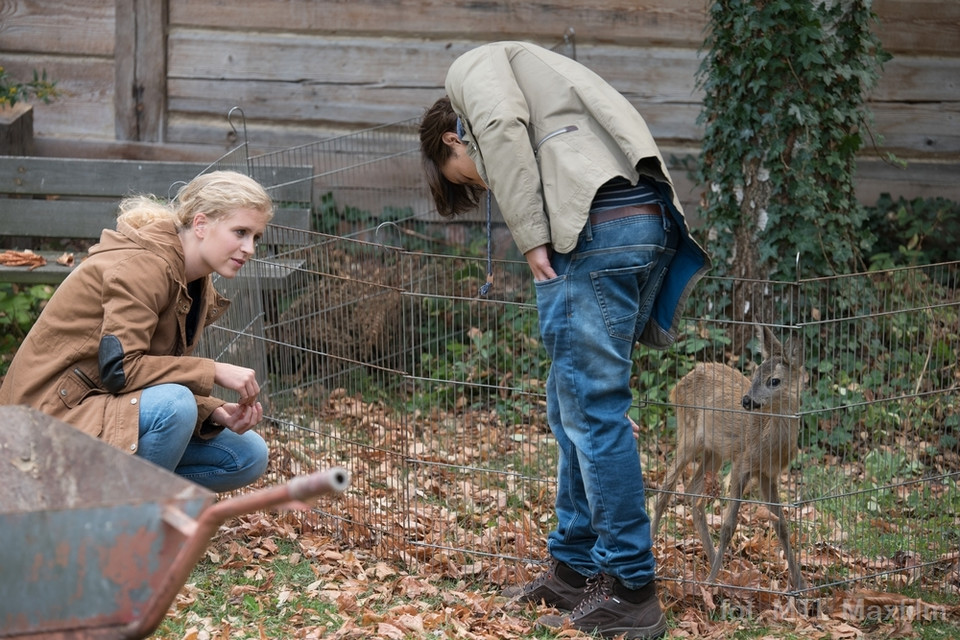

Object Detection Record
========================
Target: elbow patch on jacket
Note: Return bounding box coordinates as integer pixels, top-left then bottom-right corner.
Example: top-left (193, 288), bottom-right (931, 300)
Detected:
top-left (98, 335), bottom-right (127, 393)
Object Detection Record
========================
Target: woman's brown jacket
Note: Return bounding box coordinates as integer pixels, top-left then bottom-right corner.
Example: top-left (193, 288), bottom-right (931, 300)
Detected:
top-left (0, 219), bottom-right (228, 454)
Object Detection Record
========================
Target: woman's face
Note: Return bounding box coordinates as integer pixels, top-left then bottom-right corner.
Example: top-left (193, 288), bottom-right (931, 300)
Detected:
top-left (194, 208), bottom-right (269, 280)
top-left (440, 133), bottom-right (487, 189)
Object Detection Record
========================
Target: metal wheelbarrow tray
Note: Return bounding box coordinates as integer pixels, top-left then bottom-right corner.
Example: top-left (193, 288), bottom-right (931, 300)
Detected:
top-left (0, 406), bottom-right (350, 639)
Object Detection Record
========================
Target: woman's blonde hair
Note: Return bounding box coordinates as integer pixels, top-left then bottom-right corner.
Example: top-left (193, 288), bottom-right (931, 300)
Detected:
top-left (117, 170), bottom-right (274, 229)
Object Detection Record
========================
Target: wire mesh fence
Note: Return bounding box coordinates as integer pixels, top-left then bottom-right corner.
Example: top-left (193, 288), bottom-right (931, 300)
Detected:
top-left (196, 115), bottom-right (959, 601)
top-left (207, 229), bottom-right (959, 599)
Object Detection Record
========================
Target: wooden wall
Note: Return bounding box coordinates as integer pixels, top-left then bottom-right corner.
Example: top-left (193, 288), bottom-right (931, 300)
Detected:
top-left (1, 0), bottom-right (958, 210)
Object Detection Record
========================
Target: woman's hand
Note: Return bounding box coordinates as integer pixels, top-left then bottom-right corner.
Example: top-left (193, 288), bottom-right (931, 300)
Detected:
top-left (524, 244), bottom-right (557, 281)
top-left (210, 401), bottom-right (263, 435)
top-left (213, 362), bottom-right (260, 405)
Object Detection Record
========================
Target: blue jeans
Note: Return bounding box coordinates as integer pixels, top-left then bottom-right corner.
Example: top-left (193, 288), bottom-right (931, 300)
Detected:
top-left (535, 210), bottom-right (678, 589)
top-left (137, 384), bottom-right (269, 493)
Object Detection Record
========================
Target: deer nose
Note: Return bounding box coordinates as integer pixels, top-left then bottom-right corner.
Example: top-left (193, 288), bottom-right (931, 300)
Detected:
top-left (742, 395), bottom-right (761, 410)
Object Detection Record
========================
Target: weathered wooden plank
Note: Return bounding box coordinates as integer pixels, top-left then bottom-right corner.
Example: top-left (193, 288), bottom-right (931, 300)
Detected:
top-left (114, 0), bottom-right (168, 142)
top-left (166, 34), bottom-right (705, 139)
top-left (871, 55), bottom-right (960, 102)
top-left (30, 137), bottom-right (228, 162)
top-left (873, 0), bottom-right (960, 55)
top-left (0, 157), bottom-right (211, 197)
top-left (855, 157), bottom-right (960, 204)
top-left (167, 33), bottom-right (465, 85)
top-left (1, 55), bottom-right (115, 139)
top-left (871, 102), bottom-right (960, 155)
top-left (114, 1), bottom-right (137, 141)
top-left (0, 201), bottom-right (311, 239)
top-left (0, 103), bottom-right (34, 155)
top-left (166, 33), bottom-right (957, 137)
top-left (165, 86), bottom-right (703, 147)
top-left (113, 2), bottom-right (140, 140)
top-left (169, 0), bottom-right (711, 48)
top-left (1, 156), bottom-right (314, 205)
top-left (168, 0), bottom-right (959, 57)
top-left (167, 32), bottom-right (704, 98)
top-left (163, 117), bottom-right (399, 153)
top-left (0, 199), bottom-right (120, 238)
top-left (0, 0), bottom-right (114, 56)
top-left (166, 80), bottom-right (438, 129)
top-left (166, 78), bottom-right (956, 159)
top-left (138, 0), bottom-right (167, 142)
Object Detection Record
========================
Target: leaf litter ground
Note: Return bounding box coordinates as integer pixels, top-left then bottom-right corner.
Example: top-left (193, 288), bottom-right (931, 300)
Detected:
top-left (156, 393), bottom-right (960, 640)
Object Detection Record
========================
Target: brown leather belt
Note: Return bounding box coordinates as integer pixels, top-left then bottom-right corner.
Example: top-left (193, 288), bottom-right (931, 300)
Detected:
top-left (589, 203), bottom-right (662, 225)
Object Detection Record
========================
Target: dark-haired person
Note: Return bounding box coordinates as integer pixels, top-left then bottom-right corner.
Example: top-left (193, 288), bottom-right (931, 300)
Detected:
top-left (419, 41), bottom-right (710, 639)
top-left (0, 171), bottom-right (274, 493)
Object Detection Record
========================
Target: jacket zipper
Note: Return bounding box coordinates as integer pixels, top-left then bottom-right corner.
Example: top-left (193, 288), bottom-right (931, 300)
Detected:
top-left (534, 125), bottom-right (579, 155)
top-left (73, 367), bottom-right (98, 390)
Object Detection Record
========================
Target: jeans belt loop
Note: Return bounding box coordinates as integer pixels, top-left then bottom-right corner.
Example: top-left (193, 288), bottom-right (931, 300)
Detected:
top-left (589, 203), bottom-right (662, 225)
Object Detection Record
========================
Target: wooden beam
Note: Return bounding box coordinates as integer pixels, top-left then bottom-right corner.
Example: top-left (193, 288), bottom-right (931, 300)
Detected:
top-left (0, 104), bottom-right (35, 156)
top-left (115, 0), bottom-right (168, 141)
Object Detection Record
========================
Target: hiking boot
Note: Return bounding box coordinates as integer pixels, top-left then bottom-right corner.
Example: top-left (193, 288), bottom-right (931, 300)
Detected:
top-left (502, 560), bottom-right (589, 611)
top-left (537, 574), bottom-right (667, 639)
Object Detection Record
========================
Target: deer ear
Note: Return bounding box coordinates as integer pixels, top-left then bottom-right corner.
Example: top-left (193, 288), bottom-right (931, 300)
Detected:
top-left (782, 336), bottom-right (803, 366)
top-left (758, 325), bottom-right (782, 359)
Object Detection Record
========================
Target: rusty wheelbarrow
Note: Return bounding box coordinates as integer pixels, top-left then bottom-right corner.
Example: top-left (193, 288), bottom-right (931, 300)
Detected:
top-left (0, 406), bottom-right (350, 639)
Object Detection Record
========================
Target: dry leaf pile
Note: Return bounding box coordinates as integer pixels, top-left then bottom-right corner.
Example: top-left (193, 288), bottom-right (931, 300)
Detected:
top-left (0, 249), bottom-right (75, 270)
top-left (0, 249), bottom-right (47, 270)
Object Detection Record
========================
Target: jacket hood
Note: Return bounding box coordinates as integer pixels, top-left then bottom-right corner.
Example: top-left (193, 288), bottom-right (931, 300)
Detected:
top-left (90, 218), bottom-right (186, 276)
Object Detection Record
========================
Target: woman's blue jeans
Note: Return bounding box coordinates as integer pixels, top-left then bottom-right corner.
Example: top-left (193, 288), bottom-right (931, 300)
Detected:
top-left (535, 209), bottom-right (678, 589)
top-left (137, 384), bottom-right (269, 493)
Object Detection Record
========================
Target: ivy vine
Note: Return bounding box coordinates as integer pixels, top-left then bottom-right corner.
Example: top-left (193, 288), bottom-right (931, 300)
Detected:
top-left (695, 0), bottom-right (891, 282)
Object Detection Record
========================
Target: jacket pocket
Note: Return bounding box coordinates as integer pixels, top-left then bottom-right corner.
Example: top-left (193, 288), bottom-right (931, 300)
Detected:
top-left (55, 369), bottom-right (98, 410)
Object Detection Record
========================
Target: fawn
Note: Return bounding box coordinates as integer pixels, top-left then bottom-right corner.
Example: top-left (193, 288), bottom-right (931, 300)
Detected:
top-left (651, 325), bottom-right (806, 589)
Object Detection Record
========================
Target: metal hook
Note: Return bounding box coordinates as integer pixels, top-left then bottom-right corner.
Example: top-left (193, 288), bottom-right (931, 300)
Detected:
top-left (375, 220), bottom-right (403, 248)
top-left (168, 180), bottom-right (188, 201)
top-left (564, 27), bottom-right (577, 60)
top-left (227, 106), bottom-right (247, 140)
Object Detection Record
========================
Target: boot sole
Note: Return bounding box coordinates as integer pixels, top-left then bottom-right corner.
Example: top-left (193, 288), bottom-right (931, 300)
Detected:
top-left (536, 612), bottom-right (667, 639)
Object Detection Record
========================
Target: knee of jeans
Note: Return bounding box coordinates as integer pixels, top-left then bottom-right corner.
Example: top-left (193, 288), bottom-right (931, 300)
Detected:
top-left (239, 432), bottom-right (269, 476)
top-left (140, 383), bottom-right (198, 435)
top-left (166, 384), bottom-right (200, 426)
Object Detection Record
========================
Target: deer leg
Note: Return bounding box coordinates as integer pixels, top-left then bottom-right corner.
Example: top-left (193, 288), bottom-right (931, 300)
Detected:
top-left (760, 475), bottom-right (805, 590)
top-left (651, 451), bottom-right (690, 536)
top-left (707, 470), bottom-right (749, 583)
top-left (688, 461), bottom-right (716, 568)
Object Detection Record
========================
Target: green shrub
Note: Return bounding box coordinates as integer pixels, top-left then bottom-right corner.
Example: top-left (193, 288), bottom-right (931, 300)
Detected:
top-left (865, 195), bottom-right (960, 269)
top-left (0, 283), bottom-right (53, 375)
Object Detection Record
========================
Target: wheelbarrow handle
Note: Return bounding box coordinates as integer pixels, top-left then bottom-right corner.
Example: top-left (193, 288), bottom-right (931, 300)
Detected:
top-left (123, 467), bottom-right (350, 640)
top-left (289, 466), bottom-right (351, 502)
top-left (203, 466), bottom-right (351, 522)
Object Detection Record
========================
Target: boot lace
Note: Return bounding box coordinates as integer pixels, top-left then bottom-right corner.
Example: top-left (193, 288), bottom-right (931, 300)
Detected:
top-left (571, 573), bottom-right (614, 615)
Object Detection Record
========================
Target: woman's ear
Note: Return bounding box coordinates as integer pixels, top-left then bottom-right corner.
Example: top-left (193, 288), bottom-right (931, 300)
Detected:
top-left (441, 131), bottom-right (462, 148)
top-left (192, 212), bottom-right (209, 238)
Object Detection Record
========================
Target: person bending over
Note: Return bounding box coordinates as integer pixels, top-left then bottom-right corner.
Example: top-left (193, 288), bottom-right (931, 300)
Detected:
top-left (419, 41), bottom-right (710, 639)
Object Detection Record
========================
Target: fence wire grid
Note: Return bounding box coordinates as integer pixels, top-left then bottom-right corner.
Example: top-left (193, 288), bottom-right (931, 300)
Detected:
top-left (197, 119), bottom-right (959, 602)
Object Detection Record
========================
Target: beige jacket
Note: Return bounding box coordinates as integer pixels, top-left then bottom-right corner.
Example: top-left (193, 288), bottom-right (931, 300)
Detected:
top-left (445, 41), bottom-right (681, 255)
top-left (0, 219), bottom-right (227, 454)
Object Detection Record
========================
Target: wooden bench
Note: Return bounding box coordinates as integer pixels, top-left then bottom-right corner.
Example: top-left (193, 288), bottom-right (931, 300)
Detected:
top-left (0, 156), bottom-right (313, 285)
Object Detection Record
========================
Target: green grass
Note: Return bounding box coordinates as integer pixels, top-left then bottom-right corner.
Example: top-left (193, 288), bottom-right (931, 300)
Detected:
top-left (155, 539), bottom-right (341, 638)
